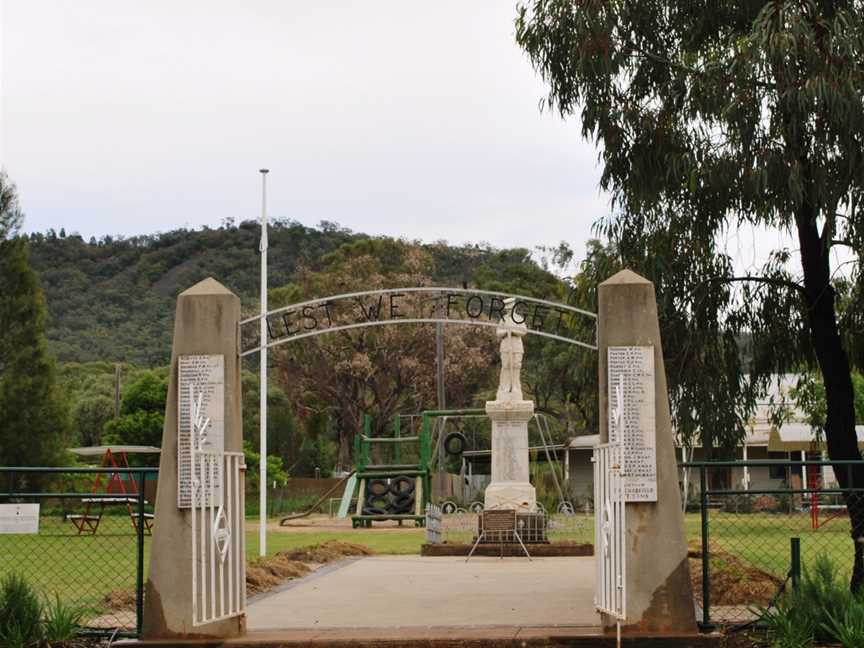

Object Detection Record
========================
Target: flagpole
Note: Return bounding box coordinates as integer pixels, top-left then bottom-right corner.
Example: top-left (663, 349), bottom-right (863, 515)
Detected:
top-left (258, 168), bottom-right (269, 557)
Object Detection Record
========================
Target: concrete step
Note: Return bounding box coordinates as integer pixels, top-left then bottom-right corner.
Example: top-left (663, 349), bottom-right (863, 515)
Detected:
top-left (120, 627), bottom-right (722, 647)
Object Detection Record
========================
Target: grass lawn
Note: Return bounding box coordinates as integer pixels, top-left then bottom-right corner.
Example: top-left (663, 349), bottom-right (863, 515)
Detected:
top-left (244, 528), bottom-right (425, 559)
top-left (684, 511), bottom-right (855, 579)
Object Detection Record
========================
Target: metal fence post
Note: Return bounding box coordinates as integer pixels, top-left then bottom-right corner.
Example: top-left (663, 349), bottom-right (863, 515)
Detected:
top-left (790, 537), bottom-right (801, 590)
top-left (136, 470), bottom-right (146, 636)
top-left (700, 465), bottom-right (712, 629)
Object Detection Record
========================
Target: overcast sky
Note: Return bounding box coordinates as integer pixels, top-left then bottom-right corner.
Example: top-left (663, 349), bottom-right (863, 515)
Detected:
top-left (0, 1), bottom-right (609, 255)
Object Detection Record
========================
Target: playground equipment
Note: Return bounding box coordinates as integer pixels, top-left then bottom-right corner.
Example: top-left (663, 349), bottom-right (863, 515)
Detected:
top-left (349, 414), bottom-right (433, 527)
top-left (279, 470), bottom-right (356, 525)
top-left (340, 408), bottom-right (575, 527)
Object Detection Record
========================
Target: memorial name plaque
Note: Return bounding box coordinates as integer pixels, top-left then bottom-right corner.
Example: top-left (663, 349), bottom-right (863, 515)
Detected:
top-left (177, 354), bottom-right (225, 508)
top-left (608, 346), bottom-right (657, 502)
top-left (0, 504), bottom-right (40, 534)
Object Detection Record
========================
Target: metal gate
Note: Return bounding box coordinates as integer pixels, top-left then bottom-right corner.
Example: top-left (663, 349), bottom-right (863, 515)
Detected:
top-left (593, 441), bottom-right (625, 620)
top-left (189, 390), bottom-right (246, 626)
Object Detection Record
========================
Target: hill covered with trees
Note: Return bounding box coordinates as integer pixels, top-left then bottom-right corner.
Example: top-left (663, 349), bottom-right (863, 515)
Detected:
top-left (26, 221), bottom-right (523, 366)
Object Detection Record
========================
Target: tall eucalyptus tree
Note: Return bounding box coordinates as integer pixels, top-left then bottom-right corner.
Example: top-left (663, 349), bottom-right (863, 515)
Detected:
top-left (516, 0), bottom-right (864, 588)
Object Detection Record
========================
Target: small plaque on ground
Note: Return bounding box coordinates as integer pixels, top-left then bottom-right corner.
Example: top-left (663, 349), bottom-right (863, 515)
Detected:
top-left (177, 354), bottom-right (225, 508)
top-left (608, 346), bottom-right (657, 502)
top-left (0, 504), bottom-right (39, 534)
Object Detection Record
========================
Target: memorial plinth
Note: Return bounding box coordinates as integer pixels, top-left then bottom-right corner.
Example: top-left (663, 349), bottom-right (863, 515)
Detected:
top-left (142, 278), bottom-right (245, 640)
top-left (598, 269), bottom-right (695, 633)
top-left (483, 399), bottom-right (536, 512)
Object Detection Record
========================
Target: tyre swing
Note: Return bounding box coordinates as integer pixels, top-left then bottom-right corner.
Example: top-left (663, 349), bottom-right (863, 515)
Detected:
top-left (443, 431), bottom-right (467, 456)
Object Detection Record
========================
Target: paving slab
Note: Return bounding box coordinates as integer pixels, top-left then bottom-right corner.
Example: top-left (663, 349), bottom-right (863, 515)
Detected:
top-left (246, 555), bottom-right (599, 631)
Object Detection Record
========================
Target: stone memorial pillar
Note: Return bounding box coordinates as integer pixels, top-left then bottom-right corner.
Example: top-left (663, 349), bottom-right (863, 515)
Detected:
top-left (142, 278), bottom-right (245, 639)
top-left (484, 299), bottom-right (536, 512)
top-left (598, 270), bottom-right (695, 632)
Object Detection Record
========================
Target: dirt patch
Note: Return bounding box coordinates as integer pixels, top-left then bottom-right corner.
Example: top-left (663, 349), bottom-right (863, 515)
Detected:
top-left (688, 540), bottom-right (782, 607)
top-left (100, 588), bottom-right (136, 611)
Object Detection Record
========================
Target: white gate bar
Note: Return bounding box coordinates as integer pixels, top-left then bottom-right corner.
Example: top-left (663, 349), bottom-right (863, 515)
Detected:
top-left (191, 450), bottom-right (246, 626)
top-left (594, 441), bottom-right (625, 620)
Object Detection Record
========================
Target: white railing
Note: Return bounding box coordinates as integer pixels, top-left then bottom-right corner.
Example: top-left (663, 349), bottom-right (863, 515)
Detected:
top-left (190, 445), bottom-right (246, 625)
top-left (593, 441), bottom-right (625, 621)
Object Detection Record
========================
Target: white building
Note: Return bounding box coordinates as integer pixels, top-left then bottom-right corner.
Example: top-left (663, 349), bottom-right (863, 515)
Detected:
top-left (564, 374), bottom-right (864, 497)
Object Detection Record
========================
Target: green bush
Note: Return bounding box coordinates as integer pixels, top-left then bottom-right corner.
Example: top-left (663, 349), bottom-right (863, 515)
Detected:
top-left (41, 595), bottom-right (89, 645)
top-left (723, 494), bottom-right (755, 514)
top-left (0, 575), bottom-right (88, 648)
top-left (760, 597), bottom-right (816, 648)
top-left (823, 602), bottom-right (864, 648)
top-left (0, 573), bottom-right (42, 648)
top-left (757, 554), bottom-right (864, 648)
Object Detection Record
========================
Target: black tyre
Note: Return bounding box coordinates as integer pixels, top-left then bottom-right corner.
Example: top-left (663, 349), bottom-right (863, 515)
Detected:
top-left (441, 501), bottom-right (457, 514)
top-left (443, 431), bottom-right (467, 456)
top-left (367, 478), bottom-right (389, 496)
top-left (365, 493), bottom-right (389, 511)
top-left (362, 506), bottom-right (387, 516)
top-left (391, 494), bottom-right (415, 514)
top-left (389, 475), bottom-right (415, 495)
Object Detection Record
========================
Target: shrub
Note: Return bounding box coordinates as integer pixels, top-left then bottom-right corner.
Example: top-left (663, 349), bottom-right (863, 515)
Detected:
top-left (760, 597), bottom-right (816, 648)
top-left (0, 575), bottom-right (88, 648)
top-left (0, 573), bottom-right (43, 648)
top-left (753, 495), bottom-right (779, 512)
top-left (41, 595), bottom-right (89, 645)
top-left (757, 554), bottom-right (864, 648)
top-left (723, 494), bottom-right (754, 513)
top-left (822, 601), bottom-right (864, 648)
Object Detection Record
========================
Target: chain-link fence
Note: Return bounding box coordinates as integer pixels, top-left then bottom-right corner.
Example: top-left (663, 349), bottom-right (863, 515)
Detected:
top-left (0, 467), bottom-right (156, 637)
top-left (683, 460), bottom-right (864, 629)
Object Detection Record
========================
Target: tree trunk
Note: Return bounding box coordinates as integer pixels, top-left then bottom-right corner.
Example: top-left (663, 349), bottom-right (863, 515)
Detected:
top-left (796, 207), bottom-right (864, 592)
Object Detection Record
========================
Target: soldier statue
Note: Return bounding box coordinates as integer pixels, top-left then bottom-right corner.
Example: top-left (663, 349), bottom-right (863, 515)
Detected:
top-left (496, 298), bottom-right (527, 402)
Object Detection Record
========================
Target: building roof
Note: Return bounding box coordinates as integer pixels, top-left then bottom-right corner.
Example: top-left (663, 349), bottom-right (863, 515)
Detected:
top-left (767, 425), bottom-right (864, 451)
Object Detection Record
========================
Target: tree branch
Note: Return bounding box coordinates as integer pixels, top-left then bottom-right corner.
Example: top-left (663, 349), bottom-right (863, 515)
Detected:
top-left (701, 275), bottom-right (805, 294)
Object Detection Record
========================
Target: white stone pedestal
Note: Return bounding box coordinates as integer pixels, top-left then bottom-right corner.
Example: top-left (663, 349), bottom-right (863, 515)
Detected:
top-left (484, 399), bottom-right (536, 512)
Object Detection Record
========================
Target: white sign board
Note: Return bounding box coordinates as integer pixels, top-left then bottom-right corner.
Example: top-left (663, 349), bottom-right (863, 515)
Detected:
top-left (0, 504), bottom-right (40, 534)
top-left (608, 346), bottom-right (657, 502)
top-left (177, 354), bottom-right (225, 508)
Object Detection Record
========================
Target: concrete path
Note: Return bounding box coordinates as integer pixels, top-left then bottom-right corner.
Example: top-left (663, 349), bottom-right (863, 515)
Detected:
top-left (246, 555), bottom-right (599, 631)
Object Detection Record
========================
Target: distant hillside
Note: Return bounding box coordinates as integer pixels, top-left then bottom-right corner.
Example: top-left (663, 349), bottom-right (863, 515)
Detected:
top-left (26, 221), bottom-right (541, 366)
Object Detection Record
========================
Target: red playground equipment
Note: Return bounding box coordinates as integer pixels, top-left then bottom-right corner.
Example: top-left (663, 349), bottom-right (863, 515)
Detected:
top-left (805, 452), bottom-right (846, 530)
top-left (65, 445), bottom-right (160, 535)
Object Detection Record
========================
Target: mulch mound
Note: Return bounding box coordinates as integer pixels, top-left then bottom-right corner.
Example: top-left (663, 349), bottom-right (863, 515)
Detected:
top-left (246, 541), bottom-right (375, 595)
top-left (275, 540), bottom-right (375, 563)
top-left (688, 540), bottom-right (782, 607)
